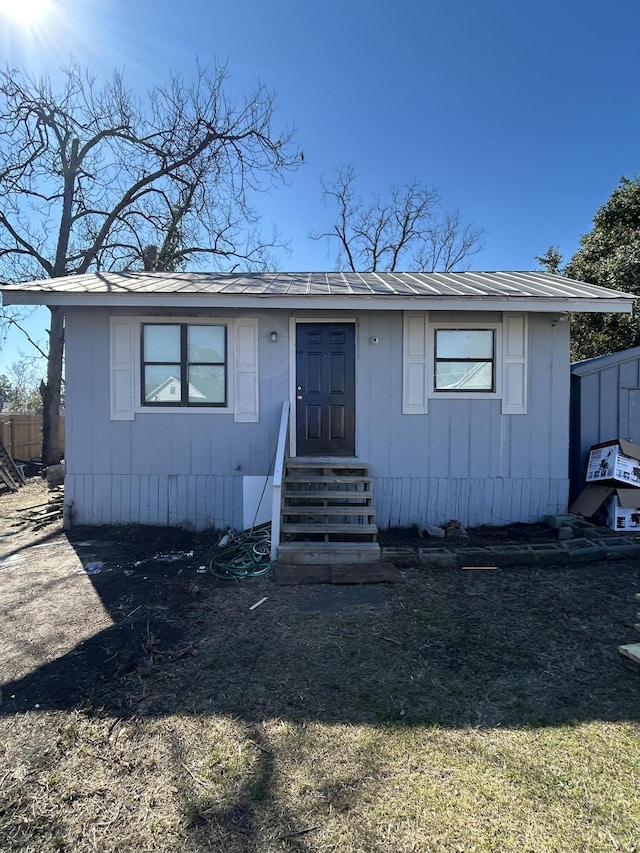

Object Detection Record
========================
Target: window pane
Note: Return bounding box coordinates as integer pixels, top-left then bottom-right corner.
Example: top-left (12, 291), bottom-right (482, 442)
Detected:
top-left (188, 365), bottom-right (226, 404)
top-left (144, 365), bottom-right (181, 402)
top-left (188, 325), bottom-right (225, 363)
top-left (435, 361), bottom-right (493, 391)
top-left (436, 329), bottom-right (494, 359)
top-left (144, 325), bottom-right (180, 362)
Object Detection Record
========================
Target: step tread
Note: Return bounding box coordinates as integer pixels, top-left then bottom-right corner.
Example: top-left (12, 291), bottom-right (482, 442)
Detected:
top-left (286, 475), bottom-right (372, 485)
top-left (283, 506), bottom-right (375, 516)
top-left (283, 490), bottom-right (373, 500)
top-left (282, 523), bottom-right (379, 534)
top-left (287, 461), bottom-right (369, 470)
top-left (278, 541), bottom-right (381, 551)
top-left (276, 541), bottom-right (382, 565)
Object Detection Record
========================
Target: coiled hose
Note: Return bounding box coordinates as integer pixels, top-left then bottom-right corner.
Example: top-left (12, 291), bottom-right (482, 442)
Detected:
top-left (209, 524), bottom-right (272, 578)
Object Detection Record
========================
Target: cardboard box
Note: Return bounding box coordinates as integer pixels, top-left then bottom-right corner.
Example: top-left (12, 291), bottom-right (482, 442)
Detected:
top-left (569, 485), bottom-right (640, 530)
top-left (585, 439), bottom-right (640, 487)
top-left (607, 491), bottom-right (640, 531)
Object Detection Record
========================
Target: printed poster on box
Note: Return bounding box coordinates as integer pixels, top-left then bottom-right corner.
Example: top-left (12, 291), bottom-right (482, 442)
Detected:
top-left (585, 439), bottom-right (640, 487)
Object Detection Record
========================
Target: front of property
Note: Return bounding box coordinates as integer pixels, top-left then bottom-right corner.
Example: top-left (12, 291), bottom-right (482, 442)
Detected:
top-left (2, 271), bottom-right (635, 550)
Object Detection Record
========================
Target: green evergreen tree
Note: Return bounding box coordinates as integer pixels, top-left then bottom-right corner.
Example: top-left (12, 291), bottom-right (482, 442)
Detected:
top-left (567, 177), bottom-right (640, 361)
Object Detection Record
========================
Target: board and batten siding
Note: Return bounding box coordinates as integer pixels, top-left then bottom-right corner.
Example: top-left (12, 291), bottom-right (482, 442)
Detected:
top-left (64, 306), bottom-right (571, 530)
top-left (354, 310), bottom-right (570, 526)
top-left (64, 307), bottom-right (288, 529)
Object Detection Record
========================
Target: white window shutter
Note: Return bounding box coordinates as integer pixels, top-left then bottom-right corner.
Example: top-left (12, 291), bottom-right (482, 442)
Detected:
top-left (234, 318), bottom-right (259, 423)
top-left (403, 312), bottom-right (428, 414)
top-left (110, 318), bottom-right (135, 420)
top-left (502, 313), bottom-right (527, 415)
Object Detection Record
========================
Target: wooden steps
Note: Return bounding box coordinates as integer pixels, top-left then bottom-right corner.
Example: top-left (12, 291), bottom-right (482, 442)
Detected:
top-left (278, 460), bottom-right (380, 564)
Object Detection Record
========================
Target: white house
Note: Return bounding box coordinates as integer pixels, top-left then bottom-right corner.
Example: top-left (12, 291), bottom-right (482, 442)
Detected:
top-left (2, 270), bottom-right (635, 562)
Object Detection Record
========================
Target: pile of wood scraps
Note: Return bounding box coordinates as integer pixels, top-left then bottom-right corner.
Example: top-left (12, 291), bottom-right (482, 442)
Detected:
top-left (17, 486), bottom-right (64, 529)
top-left (0, 441), bottom-right (25, 492)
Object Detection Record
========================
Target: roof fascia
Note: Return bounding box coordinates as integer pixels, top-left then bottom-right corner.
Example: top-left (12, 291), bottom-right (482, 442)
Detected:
top-left (1, 290), bottom-right (635, 314)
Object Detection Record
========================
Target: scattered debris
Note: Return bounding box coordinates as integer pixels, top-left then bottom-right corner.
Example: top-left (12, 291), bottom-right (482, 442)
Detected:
top-left (619, 643), bottom-right (640, 665)
top-left (419, 524), bottom-right (445, 539)
top-left (84, 562), bottom-right (104, 575)
top-left (16, 485), bottom-right (64, 528)
top-left (619, 593), bottom-right (640, 666)
top-left (462, 565), bottom-right (498, 570)
top-left (445, 519), bottom-right (470, 541)
top-left (277, 826), bottom-right (319, 841)
top-left (153, 550), bottom-right (194, 562)
top-left (249, 596), bottom-right (268, 611)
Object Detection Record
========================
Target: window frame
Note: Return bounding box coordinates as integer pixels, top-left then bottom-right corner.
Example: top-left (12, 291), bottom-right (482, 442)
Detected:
top-left (134, 318), bottom-right (234, 415)
top-left (428, 321), bottom-right (502, 400)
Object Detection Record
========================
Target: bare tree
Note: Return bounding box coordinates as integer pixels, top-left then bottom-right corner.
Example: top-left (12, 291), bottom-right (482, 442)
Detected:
top-left (0, 63), bottom-right (299, 464)
top-left (5, 357), bottom-right (44, 414)
top-left (312, 163), bottom-right (484, 273)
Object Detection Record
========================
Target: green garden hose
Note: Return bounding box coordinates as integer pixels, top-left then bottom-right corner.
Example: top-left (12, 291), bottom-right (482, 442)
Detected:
top-left (208, 524), bottom-right (272, 579)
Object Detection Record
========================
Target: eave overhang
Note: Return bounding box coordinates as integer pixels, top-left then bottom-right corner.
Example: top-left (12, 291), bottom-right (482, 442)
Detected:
top-left (1, 289), bottom-right (635, 314)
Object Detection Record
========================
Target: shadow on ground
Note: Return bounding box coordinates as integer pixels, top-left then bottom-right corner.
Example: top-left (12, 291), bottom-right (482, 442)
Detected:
top-left (2, 519), bottom-right (639, 729)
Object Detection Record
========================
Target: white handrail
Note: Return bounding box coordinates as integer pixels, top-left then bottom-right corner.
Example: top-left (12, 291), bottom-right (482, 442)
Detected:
top-left (270, 400), bottom-right (290, 561)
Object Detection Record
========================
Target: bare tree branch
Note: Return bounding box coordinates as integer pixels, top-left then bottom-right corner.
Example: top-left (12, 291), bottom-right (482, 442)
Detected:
top-left (312, 164), bottom-right (484, 273)
top-left (0, 62), bottom-right (300, 463)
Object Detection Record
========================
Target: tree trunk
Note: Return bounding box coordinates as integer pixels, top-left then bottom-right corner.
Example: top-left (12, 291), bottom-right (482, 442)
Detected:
top-left (41, 306), bottom-right (64, 466)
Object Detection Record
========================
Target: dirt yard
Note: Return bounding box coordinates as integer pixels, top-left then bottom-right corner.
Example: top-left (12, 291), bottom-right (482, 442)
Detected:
top-left (1, 479), bottom-right (640, 852)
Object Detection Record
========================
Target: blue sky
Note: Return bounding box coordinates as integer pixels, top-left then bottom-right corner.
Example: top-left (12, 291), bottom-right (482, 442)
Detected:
top-left (1, 0), bottom-right (640, 372)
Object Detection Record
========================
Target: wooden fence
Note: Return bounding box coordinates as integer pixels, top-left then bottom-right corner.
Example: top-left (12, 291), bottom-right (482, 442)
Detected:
top-left (0, 414), bottom-right (65, 462)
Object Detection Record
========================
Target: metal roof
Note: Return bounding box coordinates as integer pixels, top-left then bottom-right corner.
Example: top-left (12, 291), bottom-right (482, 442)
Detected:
top-left (571, 345), bottom-right (640, 376)
top-left (2, 270), bottom-right (637, 313)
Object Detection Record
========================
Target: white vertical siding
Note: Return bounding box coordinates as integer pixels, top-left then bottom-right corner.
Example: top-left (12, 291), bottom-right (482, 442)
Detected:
top-left (66, 473), bottom-right (242, 530)
top-left (65, 307), bottom-right (570, 530)
top-left (570, 347), bottom-right (640, 498)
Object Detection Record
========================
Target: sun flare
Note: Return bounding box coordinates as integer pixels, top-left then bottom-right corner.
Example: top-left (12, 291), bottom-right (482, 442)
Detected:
top-left (0, 0), bottom-right (51, 26)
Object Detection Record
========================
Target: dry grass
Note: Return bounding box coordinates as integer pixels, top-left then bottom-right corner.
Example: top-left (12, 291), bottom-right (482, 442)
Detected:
top-left (1, 482), bottom-right (640, 851)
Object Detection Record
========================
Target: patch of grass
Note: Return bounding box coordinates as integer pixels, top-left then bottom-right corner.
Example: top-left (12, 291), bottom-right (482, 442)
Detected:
top-left (2, 505), bottom-right (640, 850)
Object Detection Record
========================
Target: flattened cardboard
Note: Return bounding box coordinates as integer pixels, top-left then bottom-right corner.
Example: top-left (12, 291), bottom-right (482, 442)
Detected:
top-left (569, 485), bottom-right (614, 517)
top-left (615, 488), bottom-right (640, 509)
top-left (570, 485), bottom-right (640, 530)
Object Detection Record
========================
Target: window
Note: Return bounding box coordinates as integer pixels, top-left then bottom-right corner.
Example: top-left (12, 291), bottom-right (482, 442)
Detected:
top-left (434, 328), bottom-right (495, 392)
top-left (141, 323), bottom-right (227, 406)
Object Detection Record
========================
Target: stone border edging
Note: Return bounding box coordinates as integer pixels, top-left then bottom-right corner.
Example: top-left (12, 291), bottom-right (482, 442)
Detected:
top-left (381, 515), bottom-right (640, 569)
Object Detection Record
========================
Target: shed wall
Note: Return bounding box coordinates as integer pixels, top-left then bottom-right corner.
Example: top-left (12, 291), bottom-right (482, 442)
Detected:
top-left (64, 307), bottom-right (570, 529)
top-left (570, 349), bottom-right (640, 500)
